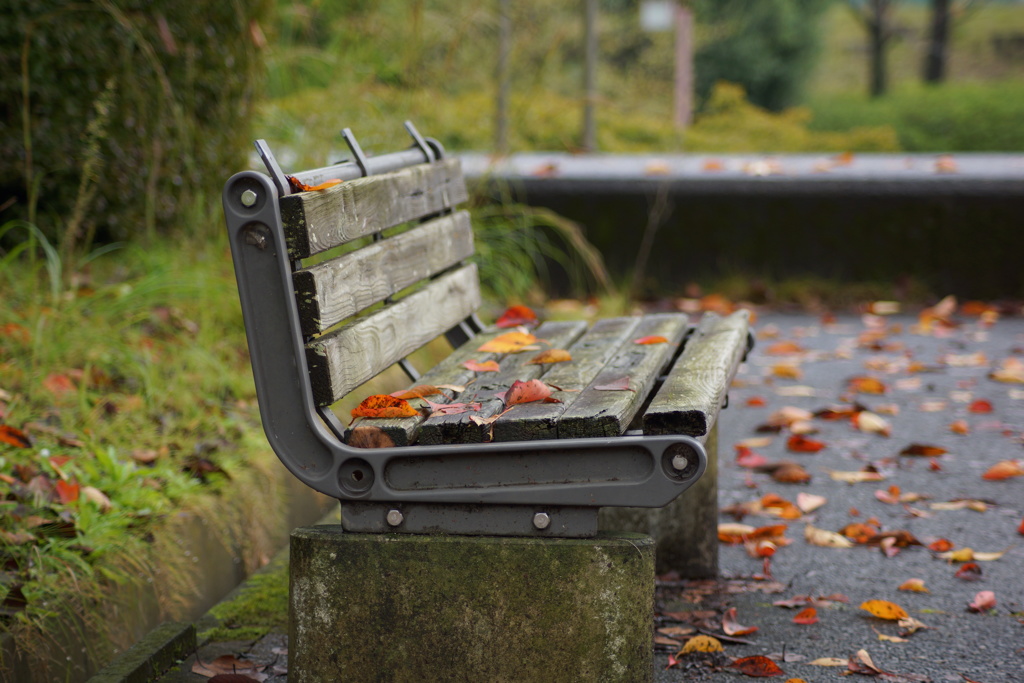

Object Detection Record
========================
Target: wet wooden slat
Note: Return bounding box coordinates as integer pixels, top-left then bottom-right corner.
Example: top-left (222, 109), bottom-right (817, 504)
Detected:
top-left (556, 314), bottom-right (689, 439)
top-left (643, 310), bottom-right (751, 437)
top-left (293, 211), bottom-right (474, 335)
top-left (490, 317), bottom-right (644, 442)
top-left (415, 320), bottom-right (589, 445)
top-left (280, 158), bottom-right (468, 258)
top-left (305, 265), bottom-right (480, 406)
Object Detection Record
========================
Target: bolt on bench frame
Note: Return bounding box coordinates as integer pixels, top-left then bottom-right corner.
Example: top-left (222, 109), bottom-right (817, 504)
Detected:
top-left (222, 123), bottom-right (718, 538)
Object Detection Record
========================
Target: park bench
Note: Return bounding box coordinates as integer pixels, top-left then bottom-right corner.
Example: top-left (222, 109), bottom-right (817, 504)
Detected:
top-left (222, 122), bottom-right (751, 681)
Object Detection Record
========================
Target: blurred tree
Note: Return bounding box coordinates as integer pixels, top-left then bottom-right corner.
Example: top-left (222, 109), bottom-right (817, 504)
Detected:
top-left (846, 0), bottom-right (897, 97)
top-left (692, 0), bottom-right (832, 112)
top-left (923, 0), bottom-right (983, 84)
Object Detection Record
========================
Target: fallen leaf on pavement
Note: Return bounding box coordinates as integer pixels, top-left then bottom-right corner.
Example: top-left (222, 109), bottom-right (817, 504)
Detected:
top-left (808, 658), bottom-right (847, 666)
top-left (968, 398), bottom-right (993, 414)
top-left (949, 419), bottom-right (970, 435)
top-left (828, 469), bottom-right (886, 484)
top-left (989, 357), bottom-right (1024, 383)
top-left (728, 655), bottom-right (784, 677)
top-left (680, 634), bottom-right (723, 654)
top-left (771, 462), bottom-right (812, 484)
top-left (899, 444), bottom-right (947, 457)
top-left (898, 578), bottom-right (928, 593)
top-left (847, 376), bottom-right (887, 394)
top-left (787, 435), bottom-right (825, 453)
top-left (981, 459), bottom-right (1024, 480)
top-left (796, 492), bottom-right (826, 513)
top-left (860, 600), bottom-right (908, 621)
top-left (937, 547), bottom-right (1006, 562)
top-left (967, 591), bottom-right (996, 613)
top-left (852, 411), bottom-right (891, 436)
top-left (805, 524), bottom-right (854, 548)
top-left (722, 607), bottom-right (759, 636)
top-left (793, 607), bottom-right (818, 625)
top-left (955, 562), bottom-right (983, 581)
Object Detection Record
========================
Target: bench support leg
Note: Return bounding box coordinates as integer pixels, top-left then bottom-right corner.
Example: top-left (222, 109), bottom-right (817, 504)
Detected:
top-left (599, 424), bottom-right (719, 578)
top-left (289, 527), bottom-right (655, 682)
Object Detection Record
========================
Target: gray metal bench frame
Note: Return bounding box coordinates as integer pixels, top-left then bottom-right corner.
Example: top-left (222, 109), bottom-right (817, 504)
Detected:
top-left (223, 123), bottom-right (745, 538)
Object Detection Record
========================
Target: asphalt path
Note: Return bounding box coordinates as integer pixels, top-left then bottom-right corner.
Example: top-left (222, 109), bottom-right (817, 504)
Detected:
top-left (655, 312), bottom-right (1024, 683)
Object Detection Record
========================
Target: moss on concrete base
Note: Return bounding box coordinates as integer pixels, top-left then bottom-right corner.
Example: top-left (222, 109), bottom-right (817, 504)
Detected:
top-left (289, 528), bottom-right (655, 683)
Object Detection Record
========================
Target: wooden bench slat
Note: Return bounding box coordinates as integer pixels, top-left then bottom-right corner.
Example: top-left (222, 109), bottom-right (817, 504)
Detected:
top-left (415, 320), bottom-right (589, 445)
top-left (280, 158), bottom-right (468, 259)
top-left (305, 264), bottom-right (481, 406)
top-left (294, 211), bottom-right (474, 335)
top-left (643, 310), bottom-right (751, 438)
top-left (490, 317), bottom-right (644, 442)
top-left (556, 313), bottom-right (689, 439)
top-left (346, 327), bottom-right (516, 446)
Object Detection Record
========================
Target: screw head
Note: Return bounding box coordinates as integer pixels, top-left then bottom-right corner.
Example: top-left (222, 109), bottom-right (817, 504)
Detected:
top-left (533, 512), bottom-right (551, 530)
top-left (386, 509), bottom-right (404, 527)
top-left (672, 453), bottom-right (690, 471)
top-left (240, 189), bottom-right (258, 207)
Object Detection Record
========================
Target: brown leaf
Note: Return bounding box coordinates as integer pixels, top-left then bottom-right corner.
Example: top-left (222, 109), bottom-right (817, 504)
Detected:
top-left (495, 305), bottom-right (539, 329)
top-left (727, 655), bottom-right (785, 677)
top-left (347, 427), bottom-right (395, 449)
top-left (899, 444), bottom-right (947, 457)
top-left (0, 424), bottom-right (32, 448)
top-left (192, 653), bottom-right (266, 679)
top-left (771, 462), bottom-right (812, 484)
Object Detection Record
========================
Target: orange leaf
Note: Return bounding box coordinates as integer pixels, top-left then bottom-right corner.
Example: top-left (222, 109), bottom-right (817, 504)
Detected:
top-left (786, 435), bottom-right (825, 453)
top-left (771, 463), bottom-right (811, 484)
top-left (968, 399), bottom-right (993, 414)
top-left (286, 175), bottom-right (342, 192)
top-left (928, 539), bottom-right (954, 552)
top-left (981, 460), bottom-right (1024, 480)
top-left (847, 376), bottom-right (886, 394)
top-left (728, 655), bottom-right (785, 677)
top-left (477, 331), bottom-right (538, 353)
top-left (702, 158), bottom-right (724, 172)
top-left (55, 479), bottom-right (80, 504)
top-left (949, 419), bottom-right (970, 435)
top-left (841, 522), bottom-right (879, 544)
top-left (899, 444), bottom-right (947, 457)
top-left (43, 373), bottom-right (76, 395)
top-left (898, 578), bottom-right (929, 593)
top-left (502, 379), bottom-right (556, 407)
top-left (495, 305), bottom-right (538, 328)
top-left (722, 607), bottom-right (759, 636)
top-left (390, 385), bottom-right (444, 400)
top-left (793, 607), bottom-right (818, 625)
top-left (746, 396), bottom-right (766, 407)
top-left (350, 395), bottom-right (419, 420)
top-left (771, 364), bottom-right (803, 380)
top-left (527, 349), bottom-right (572, 365)
top-left (0, 425), bottom-right (32, 448)
top-left (935, 155), bottom-right (958, 173)
top-left (765, 341), bottom-right (804, 355)
top-left (463, 360), bottom-right (500, 373)
top-left (859, 600), bottom-right (908, 620)
top-left (633, 335), bottom-right (668, 345)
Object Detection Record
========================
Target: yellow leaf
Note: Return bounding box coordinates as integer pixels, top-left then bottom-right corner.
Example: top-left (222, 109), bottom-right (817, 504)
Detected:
top-left (876, 632), bottom-right (908, 643)
top-left (859, 600), bottom-right (909, 621)
top-left (680, 635), bottom-right (723, 654)
top-left (804, 524), bottom-right (854, 548)
top-left (937, 548), bottom-right (976, 562)
top-left (477, 331), bottom-right (538, 353)
top-left (527, 349), bottom-right (572, 365)
top-left (897, 578), bottom-right (929, 593)
top-left (808, 658), bottom-right (847, 666)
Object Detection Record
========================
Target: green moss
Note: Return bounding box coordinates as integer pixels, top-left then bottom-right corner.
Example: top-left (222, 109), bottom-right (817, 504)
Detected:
top-left (200, 553), bottom-right (290, 643)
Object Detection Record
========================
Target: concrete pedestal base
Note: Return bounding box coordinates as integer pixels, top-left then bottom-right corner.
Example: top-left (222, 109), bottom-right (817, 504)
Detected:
top-left (600, 425), bottom-right (718, 578)
top-left (289, 528), bottom-right (655, 682)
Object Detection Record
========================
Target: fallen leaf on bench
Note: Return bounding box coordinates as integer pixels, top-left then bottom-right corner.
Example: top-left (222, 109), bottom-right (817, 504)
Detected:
top-left (495, 305), bottom-right (539, 328)
top-left (528, 349), bottom-right (572, 365)
top-left (350, 395), bottom-right (418, 420)
top-left (286, 175), bottom-right (342, 192)
top-left (390, 385), bottom-right (444, 400)
top-left (594, 377), bottom-right (634, 392)
top-left (477, 331), bottom-right (538, 353)
top-left (463, 359), bottom-right (500, 373)
top-left (501, 379), bottom-right (560, 407)
top-left (633, 335), bottom-right (668, 345)
top-left (347, 427), bottom-right (395, 449)
top-left (421, 398), bottom-right (481, 416)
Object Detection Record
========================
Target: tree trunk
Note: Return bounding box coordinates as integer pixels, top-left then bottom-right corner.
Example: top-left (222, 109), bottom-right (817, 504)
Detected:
top-left (868, 0), bottom-right (890, 98)
top-left (924, 0), bottom-right (951, 83)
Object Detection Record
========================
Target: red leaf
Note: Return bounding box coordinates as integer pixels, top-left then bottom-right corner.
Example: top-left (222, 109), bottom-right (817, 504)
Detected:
top-left (633, 335), bottom-right (668, 345)
top-left (495, 305), bottom-right (539, 328)
top-left (746, 396), bottom-right (766, 407)
top-left (928, 539), bottom-right (953, 552)
top-left (792, 607), bottom-right (818, 625)
top-left (955, 563), bottom-right (983, 581)
top-left (728, 655), bottom-right (785, 677)
top-left (968, 399), bottom-right (993, 414)
top-left (502, 379), bottom-right (557, 407)
top-left (0, 425), bottom-right (32, 448)
top-left (463, 360), bottom-right (500, 373)
top-left (55, 479), bottom-right (80, 504)
top-left (786, 435), bottom-right (825, 453)
top-left (43, 373), bottom-right (76, 396)
top-left (350, 395), bottom-right (419, 420)
top-left (1018, 518), bottom-right (1024, 536)
top-left (735, 445), bottom-right (769, 469)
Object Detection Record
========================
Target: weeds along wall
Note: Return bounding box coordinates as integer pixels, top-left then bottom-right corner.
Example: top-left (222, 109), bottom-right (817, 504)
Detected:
top-left (0, 1), bottom-right (272, 247)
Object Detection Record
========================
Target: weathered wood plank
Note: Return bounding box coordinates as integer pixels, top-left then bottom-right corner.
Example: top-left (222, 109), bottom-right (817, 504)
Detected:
top-left (415, 320), bottom-right (589, 445)
top-left (643, 310), bottom-right (751, 437)
top-left (490, 317), bottom-right (643, 442)
top-left (556, 314), bottom-right (689, 439)
top-left (293, 211), bottom-right (474, 335)
top-left (280, 158), bottom-right (468, 258)
top-left (305, 265), bottom-right (480, 406)
top-left (345, 327), bottom-right (514, 446)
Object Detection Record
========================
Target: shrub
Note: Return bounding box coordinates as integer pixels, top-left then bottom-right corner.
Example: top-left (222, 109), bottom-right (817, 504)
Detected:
top-left (0, 1), bottom-right (273, 249)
